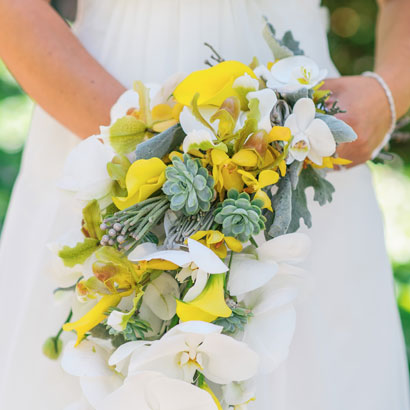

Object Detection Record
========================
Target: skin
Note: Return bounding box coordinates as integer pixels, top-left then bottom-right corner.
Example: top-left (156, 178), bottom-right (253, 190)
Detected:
top-left (324, 0), bottom-right (410, 166)
top-left (0, 0), bottom-right (409, 159)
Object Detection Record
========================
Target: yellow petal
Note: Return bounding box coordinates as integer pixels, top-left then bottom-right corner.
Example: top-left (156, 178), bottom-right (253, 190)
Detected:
top-left (176, 274), bottom-right (231, 322)
top-left (268, 126), bottom-right (292, 143)
top-left (258, 170), bottom-right (279, 188)
top-left (113, 158), bottom-right (166, 210)
top-left (206, 230), bottom-right (225, 245)
top-left (190, 231), bottom-right (208, 242)
top-left (224, 236), bottom-right (243, 252)
top-left (151, 104), bottom-right (173, 121)
top-left (211, 149), bottom-right (229, 166)
top-left (174, 61), bottom-right (257, 107)
top-left (152, 119), bottom-right (178, 133)
top-left (231, 150), bottom-right (258, 168)
top-left (63, 291), bottom-right (132, 346)
top-left (146, 259), bottom-right (179, 271)
top-left (255, 189), bottom-right (273, 212)
top-left (212, 243), bottom-right (228, 259)
top-left (221, 163), bottom-right (244, 191)
top-left (279, 160), bottom-right (287, 177)
top-left (237, 169), bottom-right (258, 189)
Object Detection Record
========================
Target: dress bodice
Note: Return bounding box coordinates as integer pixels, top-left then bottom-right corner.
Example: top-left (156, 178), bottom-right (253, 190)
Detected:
top-left (72, 0), bottom-right (337, 87)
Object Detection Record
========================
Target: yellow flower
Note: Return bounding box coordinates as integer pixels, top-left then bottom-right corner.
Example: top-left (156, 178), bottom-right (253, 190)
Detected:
top-left (306, 156), bottom-right (352, 169)
top-left (238, 169), bottom-right (279, 212)
top-left (113, 158), bottom-right (166, 210)
top-left (174, 61), bottom-right (257, 107)
top-left (176, 274), bottom-right (232, 322)
top-left (211, 149), bottom-right (244, 197)
top-left (63, 290), bottom-right (133, 346)
top-left (268, 126), bottom-right (292, 143)
top-left (190, 230), bottom-right (243, 259)
top-left (231, 149), bottom-right (260, 168)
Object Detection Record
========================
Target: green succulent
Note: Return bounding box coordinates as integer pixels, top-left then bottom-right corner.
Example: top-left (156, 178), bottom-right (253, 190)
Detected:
top-left (162, 154), bottom-right (215, 216)
top-left (214, 189), bottom-right (266, 242)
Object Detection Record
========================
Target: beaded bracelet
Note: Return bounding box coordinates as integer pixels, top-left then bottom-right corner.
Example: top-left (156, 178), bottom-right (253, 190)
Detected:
top-left (362, 71), bottom-right (397, 158)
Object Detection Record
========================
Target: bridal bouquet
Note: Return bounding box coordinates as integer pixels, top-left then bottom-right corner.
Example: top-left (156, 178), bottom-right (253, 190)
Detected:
top-left (45, 21), bottom-right (357, 409)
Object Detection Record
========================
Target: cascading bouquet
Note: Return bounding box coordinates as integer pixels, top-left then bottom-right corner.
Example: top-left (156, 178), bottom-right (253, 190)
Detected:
top-left (45, 20), bottom-right (357, 410)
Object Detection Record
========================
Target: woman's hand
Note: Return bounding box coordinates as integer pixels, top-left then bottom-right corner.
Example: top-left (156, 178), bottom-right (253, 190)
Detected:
top-left (322, 76), bottom-right (391, 167)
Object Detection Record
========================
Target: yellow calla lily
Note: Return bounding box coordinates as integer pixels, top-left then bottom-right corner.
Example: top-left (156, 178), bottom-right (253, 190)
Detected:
top-left (176, 273), bottom-right (232, 322)
top-left (190, 230), bottom-right (243, 258)
top-left (63, 290), bottom-right (133, 346)
top-left (174, 61), bottom-right (257, 107)
top-left (113, 158), bottom-right (166, 210)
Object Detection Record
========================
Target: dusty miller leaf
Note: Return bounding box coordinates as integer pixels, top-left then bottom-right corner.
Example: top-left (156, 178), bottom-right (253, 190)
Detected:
top-left (281, 31), bottom-right (304, 56)
top-left (135, 124), bottom-right (186, 160)
top-left (315, 113), bottom-right (358, 144)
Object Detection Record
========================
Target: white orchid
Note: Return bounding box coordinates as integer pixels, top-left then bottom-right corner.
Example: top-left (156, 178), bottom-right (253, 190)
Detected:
top-left (258, 55), bottom-right (327, 93)
top-left (58, 135), bottom-right (115, 202)
top-left (182, 129), bottom-right (216, 153)
top-left (233, 73), bottom-right (259, 93)
top-left (112, 321), bottom-right (258, 386)
top-left (285, 98), bottom-right (336, 165)
top-left (129, 238), bottom-right (228, 302)
top-left (61, 340), bottom-right (122, 409)
top-left (246, 88), bottom-right (277, 133)
top-left (222, 379), bottom-right (256, 410)
top-left (96, 371), bottom-right (218, 410)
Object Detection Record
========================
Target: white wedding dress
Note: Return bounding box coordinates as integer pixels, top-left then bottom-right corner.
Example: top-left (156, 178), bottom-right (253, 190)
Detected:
top-left (0, 0), bottom-right (409, 409)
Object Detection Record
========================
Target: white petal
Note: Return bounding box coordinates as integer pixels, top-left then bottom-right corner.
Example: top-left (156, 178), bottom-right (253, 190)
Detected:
top-left (97, 372), bottom-right (217, 410)
top-left (283, 113), bottom-right (300, 135)
top-left (222, 379), bottom-right (256, 406)
top-left (305, 118), bottom-right (336, 158)
top-left (183, 269), bottom-right (209, 302)
top-left (243, 306), bottom-right (296, 374)
top-left (151, 72), bottom-right (186, 107)
top-left (164, 321), bottom-right (223, 339)
top-left (139, 302), bottom-right (164, 338)
top-left (127, 242), bottom-right (158, 260)
top-left (64, 397), bottom-right (94, 410)
top-left (292, 98), bottom-right (316, 131)
top-left (130, 249), bottom-right (192, 266)
top-left (182, 129), bottom-right (215, 153)
top-left (109, 341), bottom-right (148, 367)
top-left (61, 340), bottom-right (112, 378)
top-left (188, 238), bottom-right (228, 274)
top-left (257, 233), bottom-right (311, 264)
top-left (80, 373), bottom-right (122, 409)
top-left (228, 255), bottom-right (277, 297)
top-left (278, 262), bottom-right (308, 277)
top-left (179, 106), bottom-right (218, 135)
top-left (110, 90), bottom-right (140, 122)
top-left (200, 334), bottom-right (259, 384)
top-left (246, 88), bottom-right (277, 132)
top-left (143, 273), bottom-right (180, 320)
top-left (270, 56), bottom-right (319, 85)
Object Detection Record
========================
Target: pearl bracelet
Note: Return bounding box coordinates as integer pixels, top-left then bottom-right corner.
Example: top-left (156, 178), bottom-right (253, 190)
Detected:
top-left (362, 71), bottom-right (397, 159)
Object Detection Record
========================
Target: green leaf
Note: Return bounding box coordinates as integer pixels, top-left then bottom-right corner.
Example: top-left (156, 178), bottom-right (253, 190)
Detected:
top-left (82, 200), bottom-right (104, 240)
top-left (58, 238), bottom-right (99, 268)
top-left (315, 113), bottom-right (358, 144)
top-left (134, 123), bottom-right (186, 160)
top-left (262, 18), bottom-right (293, 60)
top-left (109, 115), bottom-right (147, 154)
top-left (281, 31), bottom-right (304, 56)
top-left (213, 307), bottom-right (253, 335)
top-left (107, 154), bottom-right (131, 189)
top-left (267, 174), bottom-right (292, 238)
top-left (288, 165), bottom-right (335, 233)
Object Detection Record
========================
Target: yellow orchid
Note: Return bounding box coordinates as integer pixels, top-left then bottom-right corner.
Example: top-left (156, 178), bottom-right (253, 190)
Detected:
top-left (238, 169), bottom-right (279, 212)
top-left (150, 102), bottom-right (183, 133)
top-left (176, 273), bottom-right (232, 322)
top-left (63, 290), bottom-right (133, 346)
top-left (174, 61), bottom-right (257, 107)
top-left (190, 230), bottom-right (243, 259)
top-left (113, 157), bottom-right (166, 210)
top-left (211, 149), bottom-right (244, 197)
top-left (306, 156), bottom-right (352, 169)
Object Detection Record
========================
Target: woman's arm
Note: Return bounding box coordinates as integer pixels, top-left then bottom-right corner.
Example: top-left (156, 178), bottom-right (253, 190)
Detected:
top-left (0, 0), bottom-right (126, 139)
top-left (323, 0), bottom-right (410, 166)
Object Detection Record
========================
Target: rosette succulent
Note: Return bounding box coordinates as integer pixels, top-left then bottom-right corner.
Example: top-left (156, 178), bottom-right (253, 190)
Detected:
top-left (162, 154), bottom-right (215, 215)
top-left (214, 189), bottom-right (266, 243)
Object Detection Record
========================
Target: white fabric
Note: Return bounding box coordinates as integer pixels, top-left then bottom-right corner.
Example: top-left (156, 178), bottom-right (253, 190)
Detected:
top-left (0, 0), bottom-right (409, 409)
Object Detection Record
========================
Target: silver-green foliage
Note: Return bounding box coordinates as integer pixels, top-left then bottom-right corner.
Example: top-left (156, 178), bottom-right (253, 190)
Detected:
top-left (162, 154), bottom-right (215, 216)
top-left (214, 189), bottom-right (266, 243)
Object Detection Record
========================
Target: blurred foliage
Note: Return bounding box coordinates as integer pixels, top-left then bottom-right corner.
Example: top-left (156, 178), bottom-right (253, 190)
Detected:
top-left (1, 0), bottom-right (410, 370)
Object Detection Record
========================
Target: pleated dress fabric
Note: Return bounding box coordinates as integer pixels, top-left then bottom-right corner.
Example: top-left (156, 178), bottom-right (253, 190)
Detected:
top-left (0, 0), bottom-right (409, 409)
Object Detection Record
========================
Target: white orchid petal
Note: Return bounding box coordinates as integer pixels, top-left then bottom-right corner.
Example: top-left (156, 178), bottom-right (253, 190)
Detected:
top-left (164, 321), bottom-right (223, 338)
top-left (246, 88), bottom-right (277, 132)
top-left (130, 249), bottom-right (192, 266)
top-left (222, 379), bottom-right (256, 407)
top-left (61, 340), bottom-right (112, 378)
top-left (64, 397), bottom-right (94, 410)
top-left (179, 106), bottom-right (218, 135)
top-left (127, 242), bottom-right (159, 260)
top-left (109, 341), bottom-right (148, 366)
top-left (257, 233), bottom-right (311, 264)
top-left (292, 98), bottom-right (316, 131)
top-left (200, 334), bottom-right (259, 384)
top-left (97, 372), bottom-right (217, 410)
top-left (182, 129), bottom-right (215, 153)
top-left (270, 56), bottom-right (320, 86)
top-left (283, 113), bottom-right (300, 135)
top-left (243, 307), bottom-right (296, 374)
top-left (250, 286), bottom-right (298, 316)
top-left (187, 239), bottom-right (228, 273)
top-left (305, 118), bottom-right (336, 158)
top-left (143, 273), bottom-right (180, 320)
top-left (278, 262), bottom-right (309, 277)
top-left (151, 73), bottom-right (186, 107)
top-left (183, 269), bottom-right (209, 302)
top-left (228, 256), bottom-right (277, 296)
top-left (110, 90), bottom-right (140, 122)
top-left (139, 302), bottom-right (164, 338)
top-left (80, 374), bottom-right (122, 409)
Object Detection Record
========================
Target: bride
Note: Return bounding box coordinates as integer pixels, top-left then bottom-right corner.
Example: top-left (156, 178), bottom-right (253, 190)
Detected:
top-left (0, 0), bottom-right (409, 409)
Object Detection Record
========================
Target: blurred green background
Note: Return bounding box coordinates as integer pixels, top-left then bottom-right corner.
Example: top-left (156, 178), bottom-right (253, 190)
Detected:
top-left (1, 0), bottom-right (410, 370)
